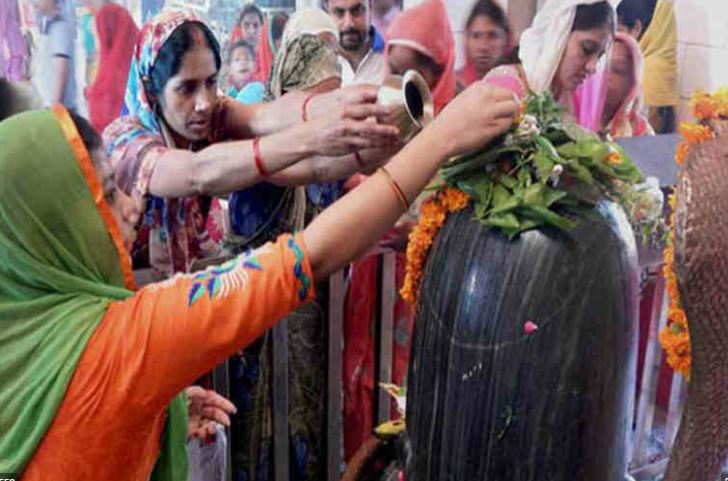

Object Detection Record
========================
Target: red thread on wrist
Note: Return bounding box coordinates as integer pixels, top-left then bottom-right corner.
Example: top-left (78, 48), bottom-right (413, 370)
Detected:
top-left (353, 150), bottom-right (365, 169)
top-left (253, 137), bottom-right (269, 177)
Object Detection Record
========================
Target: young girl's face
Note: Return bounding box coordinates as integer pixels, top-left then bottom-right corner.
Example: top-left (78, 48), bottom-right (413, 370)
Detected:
top-left (229, 46), bottom-right (256, 88)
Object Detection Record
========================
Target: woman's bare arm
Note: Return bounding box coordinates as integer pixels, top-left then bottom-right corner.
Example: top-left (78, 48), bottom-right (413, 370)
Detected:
top-left (226, 84), bottom-right (382, 139)
top-left (148, 103), bottom-right (398, 197)
top-left (303, 83), bottom-right (519, 280)
top-left (267, 145), bottom-right (399, 186)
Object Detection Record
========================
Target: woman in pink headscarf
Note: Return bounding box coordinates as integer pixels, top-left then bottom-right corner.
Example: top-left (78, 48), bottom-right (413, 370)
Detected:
top-left (599, 32), bottom-right (653, 138)
top-left (384, 0), bottom-right (456, 114)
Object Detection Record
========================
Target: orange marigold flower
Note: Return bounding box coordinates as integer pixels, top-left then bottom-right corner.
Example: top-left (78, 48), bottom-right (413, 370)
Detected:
top-left (666, 282), bottom-right (679, 303)
top-left (401, 188), bottom-right (469, 307)
top-left (659, 327), bottom-right (691, 379)
top-left (689, 91), bottom-right (720, 120)
top-left (660, 175), bottom-right (692, 379)
top-left (679, 122), bottom-right (713, 145)
top-left (675, 142), bottom-right (690, 165)
top-left (513, 102), bottom-right (527, 125)
top-left (668, 307), bottom-right (688, 328)
top-left (605, 151), bottom-right (623, 165)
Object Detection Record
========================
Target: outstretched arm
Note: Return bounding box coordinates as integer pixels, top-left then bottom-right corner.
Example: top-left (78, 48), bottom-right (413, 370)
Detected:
top-left (147, 103), bottom-right (398, 197)
top-left (303, 83), bottom-right (519, 279)
top-left (227, 84), bottom-right (382, 138)
top-left (107, 83), bottom-right (518, 415)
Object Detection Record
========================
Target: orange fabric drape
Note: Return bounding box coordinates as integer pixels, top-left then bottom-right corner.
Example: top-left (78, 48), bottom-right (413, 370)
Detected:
top-left (24, 234), bottom-right (315, 480)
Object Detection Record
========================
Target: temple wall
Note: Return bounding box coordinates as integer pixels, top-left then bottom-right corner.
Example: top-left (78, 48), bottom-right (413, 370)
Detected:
top-left (673, 0), bottom-right (728, 120)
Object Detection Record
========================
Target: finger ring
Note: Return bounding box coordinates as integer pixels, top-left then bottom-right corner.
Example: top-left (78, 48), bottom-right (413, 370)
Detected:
top-left (511, 92), bottom-right (520, 107)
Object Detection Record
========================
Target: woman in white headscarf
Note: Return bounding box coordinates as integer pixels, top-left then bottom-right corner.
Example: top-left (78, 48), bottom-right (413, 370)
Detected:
top-left (485, 0), bottom-right (618, 126)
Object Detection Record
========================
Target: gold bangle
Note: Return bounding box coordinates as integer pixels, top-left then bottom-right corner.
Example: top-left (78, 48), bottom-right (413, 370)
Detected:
top-left (377, 166), bottom-right (410, 211)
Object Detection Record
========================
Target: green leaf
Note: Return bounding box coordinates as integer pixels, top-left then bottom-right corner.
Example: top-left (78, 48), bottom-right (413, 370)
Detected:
top-left (441, 145), bottom-right (517, 181)
top-left (535, 136), bottom-right (561, 162)
top-left (608, 143), bottom-right (643, 182)
top-left (523, 183), bottom-right (567, 208)
top-left (533, 150), bottom-right (554, 184)
top-left (486, 212), bottom-right (520, 230)
top-left (517, 167), bottom-right (532, 187)
top-left (458, 174), bottom-right (493, 218)
top-left (457, 173), bottom-right (489, 200)
top-left (562, 122), bottom-right (600, 142)
top-left (474, 201), bottom-right (488, 219)
top-left (518, 218), bottom-right (544, 232)
top-left (564, 161), bottom-right (594, 184)
top-left (491, 185), bottom-right (520, 213)
top-left (557, 140), bottom-right (609, 163)
top-left (520, 205), bottom-right (576, 231)
top-left (498, 174), bottom-right (517, 189)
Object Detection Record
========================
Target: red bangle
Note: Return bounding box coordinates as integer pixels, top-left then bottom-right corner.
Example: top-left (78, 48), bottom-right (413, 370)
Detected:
top-left (353, 150), bottom-right (365, 169)
top-left (302, 93), bottom-right (317, 122)
top-left (377, 166), bottom-right (409, 211)
top-left (253, 137), bottom-right (269, 177)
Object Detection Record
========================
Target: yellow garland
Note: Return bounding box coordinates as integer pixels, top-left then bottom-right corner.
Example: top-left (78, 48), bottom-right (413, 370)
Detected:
top-left (401, 188), bottom-right (469, 307)
top-left (659, 88), bottom-right (728, 379)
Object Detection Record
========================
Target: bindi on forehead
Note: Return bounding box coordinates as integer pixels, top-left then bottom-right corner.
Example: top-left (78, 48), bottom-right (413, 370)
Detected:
top-left (190, 27), bottom-right (206, 47)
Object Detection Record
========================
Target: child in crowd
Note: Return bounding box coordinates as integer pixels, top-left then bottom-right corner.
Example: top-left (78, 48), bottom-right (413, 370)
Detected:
top-left (225, 41), bottom-right (257, 98)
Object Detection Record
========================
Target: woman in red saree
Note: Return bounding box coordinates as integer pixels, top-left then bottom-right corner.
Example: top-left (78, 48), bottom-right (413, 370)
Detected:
top-left (86, 2), bottom-right (139, 133)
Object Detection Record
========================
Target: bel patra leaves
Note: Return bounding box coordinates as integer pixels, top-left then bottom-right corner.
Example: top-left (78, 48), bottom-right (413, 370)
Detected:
top-left (439, 91), bottom-right (645, 238)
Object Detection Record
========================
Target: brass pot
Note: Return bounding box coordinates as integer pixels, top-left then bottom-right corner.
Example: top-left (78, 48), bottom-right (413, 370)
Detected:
top-left (377, 70), bottom-right (435, 143)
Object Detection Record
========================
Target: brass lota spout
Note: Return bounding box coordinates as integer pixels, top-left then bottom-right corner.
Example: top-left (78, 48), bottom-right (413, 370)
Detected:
top-left (377, 70), bottom-right (435, 143)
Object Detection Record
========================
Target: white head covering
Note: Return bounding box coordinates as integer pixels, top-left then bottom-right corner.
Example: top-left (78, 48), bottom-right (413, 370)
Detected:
top-left (281, 9), bottom-right (338, 48)
top-left (518, 0), bottom-right (619, 93)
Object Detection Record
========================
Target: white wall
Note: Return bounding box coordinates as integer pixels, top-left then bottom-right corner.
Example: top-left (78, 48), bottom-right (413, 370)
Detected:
top-left (673, 0), bottom-right (728, 121)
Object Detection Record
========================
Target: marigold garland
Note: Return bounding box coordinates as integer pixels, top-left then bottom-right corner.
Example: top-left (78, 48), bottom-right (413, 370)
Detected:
top-left (659, 191), bottom-right (692, 379)
top-left (659, 88), bottom-right (728, 379)
top-left (401, 188), bottom-right (469, 306)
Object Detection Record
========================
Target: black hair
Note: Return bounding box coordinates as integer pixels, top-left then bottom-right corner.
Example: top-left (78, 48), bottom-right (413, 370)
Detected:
top-left (69, 111), bottom-right (102, 152)
top-left (491, 1), bottom-right (614, 69)
top-left (617, 0), bottom-right (657, 38)
top-left (0, 79), bottom-right (13, 122)
top-left (492, 45), bottom-right (520, 68)
top-left (270, 12), bottom-right (289, 43)
top-left (148, 22), bottom-right (222, 98)
top-left (465, 0), bottom-right (510, 38)
top-left (226, 40), bottom-right (256, 65)
top-left (572, 1), bottom-right (615, 33)
top-left (237, 3), bottom-right (264, 25)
